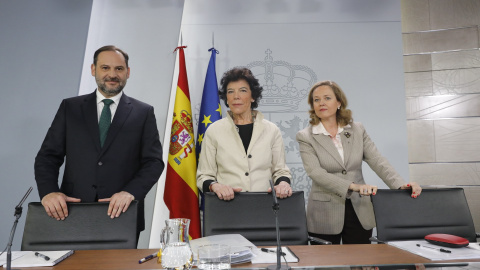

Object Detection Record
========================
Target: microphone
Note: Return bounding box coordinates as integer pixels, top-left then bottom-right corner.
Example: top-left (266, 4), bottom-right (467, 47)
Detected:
top-left (269, 179), bottom-right (279, 211)
top-left (15, 186), bottom-right (32, 216)
top-left (6, 187), bottom-right (33, 270)
top-left (266, 180), bottom-right (290, 270)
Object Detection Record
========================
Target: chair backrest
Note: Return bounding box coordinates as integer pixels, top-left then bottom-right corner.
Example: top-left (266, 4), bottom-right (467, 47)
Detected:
top-left (21, 201), bottom-right (138, 251)
top-left (371, 188), bottom-right (477, 242)
top-left (203, 191), bottom-right (308, 246)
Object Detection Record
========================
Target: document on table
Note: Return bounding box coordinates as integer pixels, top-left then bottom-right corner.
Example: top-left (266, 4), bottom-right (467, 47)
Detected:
top-left (189, 234), bottom-right (255, 264)
top-left (0, 250), bottom-right (74, 267)
top-left (251, 247), bottom-right (299, 263)
top-left (0, 252), bottom-right (25, 266)
top-left (388, 240), bottom-right (480, 261)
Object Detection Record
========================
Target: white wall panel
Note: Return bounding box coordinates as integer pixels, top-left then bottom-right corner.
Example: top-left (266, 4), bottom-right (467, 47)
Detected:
top-left (78, 0), bottom-right (185, 248)
top-left (178, 0), bottom-right (408, 206)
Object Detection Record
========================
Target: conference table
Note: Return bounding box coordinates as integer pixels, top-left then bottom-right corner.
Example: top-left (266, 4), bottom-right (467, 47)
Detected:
top-left (16, 244), bottom-right (480, 270)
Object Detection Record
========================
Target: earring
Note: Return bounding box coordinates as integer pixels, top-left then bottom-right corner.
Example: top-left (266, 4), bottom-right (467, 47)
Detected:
top-left (337, 106), bottom-right (340, 110)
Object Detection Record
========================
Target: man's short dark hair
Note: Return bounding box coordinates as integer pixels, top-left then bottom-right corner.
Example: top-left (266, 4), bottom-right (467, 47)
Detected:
top-left (93, 45), bottom-right (129, 68)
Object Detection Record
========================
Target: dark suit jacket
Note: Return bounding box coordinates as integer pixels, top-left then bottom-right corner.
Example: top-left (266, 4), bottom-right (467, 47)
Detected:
top-left (34, 91), bottom-right (165, 231)
top-left (296, 122), bottom-right (404, 234)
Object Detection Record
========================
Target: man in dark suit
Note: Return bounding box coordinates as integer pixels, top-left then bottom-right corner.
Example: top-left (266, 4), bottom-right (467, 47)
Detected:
top-left (34, 45), bottom-right (164, 236)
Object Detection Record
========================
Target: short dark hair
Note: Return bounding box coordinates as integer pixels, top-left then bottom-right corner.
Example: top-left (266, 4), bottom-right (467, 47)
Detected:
top-left (219, 67), bottom-right (263, 110)
top-left (93, 45), bottom-right (129, 68)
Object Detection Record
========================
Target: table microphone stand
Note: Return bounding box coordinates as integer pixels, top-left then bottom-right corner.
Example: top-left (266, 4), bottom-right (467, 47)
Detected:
top-left (267, 181), bottom-right (290, 270)
top-left (6, 187), bottom-right (33, 270)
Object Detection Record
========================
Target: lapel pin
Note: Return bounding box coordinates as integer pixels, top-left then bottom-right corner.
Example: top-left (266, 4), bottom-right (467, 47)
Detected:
top-left (344, 132), bottom-right (351, 138)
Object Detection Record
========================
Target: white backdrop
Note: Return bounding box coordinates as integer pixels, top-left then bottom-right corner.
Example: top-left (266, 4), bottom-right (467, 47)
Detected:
top-left (78, 0), bottom-right (184, 248)
top-left (76, 0), bottom-right (407, 248)
top-left (150, 0), bottom-right (408, 247)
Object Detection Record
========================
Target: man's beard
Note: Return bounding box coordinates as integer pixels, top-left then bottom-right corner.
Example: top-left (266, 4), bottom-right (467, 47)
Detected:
top-left (97, 76), bottom-right (126, 96)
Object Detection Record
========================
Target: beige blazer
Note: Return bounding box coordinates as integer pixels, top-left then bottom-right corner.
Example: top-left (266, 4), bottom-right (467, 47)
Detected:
top-left (197, 111), bottom-right (291, 192)
top-left (296, 122), bottom-right (405, 234)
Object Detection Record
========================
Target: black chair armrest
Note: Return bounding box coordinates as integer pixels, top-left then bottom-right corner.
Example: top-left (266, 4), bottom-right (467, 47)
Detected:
top-left (369, 236), bottom-right (385, 244)
top-left (308, 236), bottom-right (332, 245)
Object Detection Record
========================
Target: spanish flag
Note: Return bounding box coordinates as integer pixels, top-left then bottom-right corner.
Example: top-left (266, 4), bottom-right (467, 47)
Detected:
top-left (164, 46), bottom-right (201, 239)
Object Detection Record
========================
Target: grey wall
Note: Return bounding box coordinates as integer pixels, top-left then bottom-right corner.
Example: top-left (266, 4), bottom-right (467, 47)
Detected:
top-left (0, 0), bottom-right (93, 250)
top-left (0, 0), bottom-right (184, 249)
top-left (401, 0), bottom-right (480, 231)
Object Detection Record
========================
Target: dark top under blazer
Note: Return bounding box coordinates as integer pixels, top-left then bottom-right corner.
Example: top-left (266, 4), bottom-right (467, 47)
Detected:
top-left (34, 91), bottom-right (165, 230)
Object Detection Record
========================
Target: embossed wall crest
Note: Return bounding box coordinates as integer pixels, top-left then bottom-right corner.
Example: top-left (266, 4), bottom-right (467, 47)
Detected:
top-left (247, 49), bottom-right (318, 200)
top-left (246, 49), bottom-right (316, 112)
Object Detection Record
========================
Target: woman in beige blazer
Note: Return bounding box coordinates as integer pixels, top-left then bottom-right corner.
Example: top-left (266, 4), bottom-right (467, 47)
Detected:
top-left (197, 67), bottom-right (292, 201)
top-left (296, 80), bottom-right (422, 244)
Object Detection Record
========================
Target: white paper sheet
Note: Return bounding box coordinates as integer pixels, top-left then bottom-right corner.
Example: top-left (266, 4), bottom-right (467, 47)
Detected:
top-left (251, 247), bottom-right (299, 264)
top-left (0, 250), bottom-right (73, 267)
top-left (388, 240), bottom-right (480, 261)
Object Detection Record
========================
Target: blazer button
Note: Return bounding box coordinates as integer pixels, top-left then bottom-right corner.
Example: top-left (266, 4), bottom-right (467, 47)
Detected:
top-left (342, 170), bottom-right (347, 175)
top-left (248, 154), bottom-right (252, 158)
top-left (245, 172), bottom-right (249, 176)
top-left (98, 161), bottom-right (103, 166)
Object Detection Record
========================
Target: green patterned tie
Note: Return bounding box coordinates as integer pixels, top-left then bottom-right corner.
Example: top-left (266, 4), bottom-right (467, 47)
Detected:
top-left (99, 99), bottom-right (114, 147)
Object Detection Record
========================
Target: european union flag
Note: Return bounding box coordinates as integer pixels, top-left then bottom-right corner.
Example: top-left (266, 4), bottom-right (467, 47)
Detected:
top-left (196, 48), bottom-right (222, 160)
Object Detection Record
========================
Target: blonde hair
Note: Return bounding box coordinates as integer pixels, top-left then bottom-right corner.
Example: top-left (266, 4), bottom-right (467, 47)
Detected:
top-left (307, 80), bottom-right (352, 126)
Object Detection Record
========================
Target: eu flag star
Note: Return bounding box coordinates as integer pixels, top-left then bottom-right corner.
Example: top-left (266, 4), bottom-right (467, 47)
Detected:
top-left (202, 115), bottom-right (212, 128)
top-left (196, 47), bottom-right (221, 162)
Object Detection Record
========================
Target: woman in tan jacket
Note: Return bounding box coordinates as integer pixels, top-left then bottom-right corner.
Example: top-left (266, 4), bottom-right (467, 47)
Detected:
top-left (197, 67), bottom-right (292, 201)
top-left (296, 80), bottom-right (421, 244)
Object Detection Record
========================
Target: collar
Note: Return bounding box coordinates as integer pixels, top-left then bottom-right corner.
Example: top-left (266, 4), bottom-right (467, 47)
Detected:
top-left (312, 122), bottom-right (351, 136)
top-left (96, 89), bottom-right (123, 105)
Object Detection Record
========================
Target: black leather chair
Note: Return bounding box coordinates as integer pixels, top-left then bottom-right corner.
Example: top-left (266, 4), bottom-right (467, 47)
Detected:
top-left (21, 201), bottom-right (138, 250)
top-left (371, 188), bottom-right (479, 243)
top-left (203, 191), bottom-right (330, 245)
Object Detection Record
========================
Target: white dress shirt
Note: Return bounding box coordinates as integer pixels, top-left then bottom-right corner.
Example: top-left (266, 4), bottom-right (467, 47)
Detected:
top-left (312, 122), bottom-right (351, 163)
top-left (96, 90), bottom-right (122, 122)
